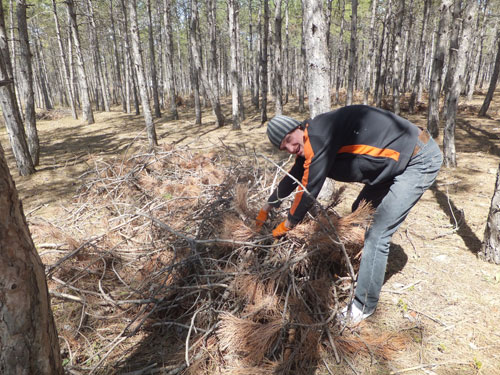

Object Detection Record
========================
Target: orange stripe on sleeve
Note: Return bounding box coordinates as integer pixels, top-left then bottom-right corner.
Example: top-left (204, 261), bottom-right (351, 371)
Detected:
top-left (338, 144), bottom-right (400, 161)
top-left (290, 127), bottom-right (314, 216)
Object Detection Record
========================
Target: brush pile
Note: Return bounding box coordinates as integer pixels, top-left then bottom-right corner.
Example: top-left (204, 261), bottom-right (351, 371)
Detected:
top-left (34, 144), bottom-right (391, 375)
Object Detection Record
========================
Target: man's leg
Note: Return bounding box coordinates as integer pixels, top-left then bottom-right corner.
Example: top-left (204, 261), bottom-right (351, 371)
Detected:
top-left (353, 138), bottom-right (443, 314)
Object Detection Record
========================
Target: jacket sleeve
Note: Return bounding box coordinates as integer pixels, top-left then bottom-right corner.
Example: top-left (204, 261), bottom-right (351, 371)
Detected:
top-left (287, 129), bottom-right (332, 225)
top-left (267, 157), bottom-right (305, 208)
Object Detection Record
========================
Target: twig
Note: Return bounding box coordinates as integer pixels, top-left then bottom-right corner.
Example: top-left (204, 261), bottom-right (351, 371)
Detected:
top-left (389, 361), bottom-right (470, 374)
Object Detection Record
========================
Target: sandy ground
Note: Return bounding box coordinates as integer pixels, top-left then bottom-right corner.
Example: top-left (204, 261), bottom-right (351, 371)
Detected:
top-left (2, 94), bottom-right (500, 374)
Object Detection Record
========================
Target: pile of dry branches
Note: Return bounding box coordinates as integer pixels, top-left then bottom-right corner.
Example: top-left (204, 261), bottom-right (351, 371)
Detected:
top-left (33, 144), bottom-right (404, 375)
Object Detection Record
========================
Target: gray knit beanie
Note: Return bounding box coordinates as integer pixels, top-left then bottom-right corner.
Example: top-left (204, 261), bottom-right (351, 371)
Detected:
top-left (267, 115), bottom-right (301, 148)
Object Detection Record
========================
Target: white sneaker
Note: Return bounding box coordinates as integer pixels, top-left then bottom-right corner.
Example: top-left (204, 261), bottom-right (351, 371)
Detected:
top-left (339, 303), bottom-right (374, 325)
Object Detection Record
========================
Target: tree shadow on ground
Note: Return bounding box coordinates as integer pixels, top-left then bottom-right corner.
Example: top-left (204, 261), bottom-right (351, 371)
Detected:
top-left (430, 184), bottom-right (482, 254)
top-left (457, 118), bottom-right (500, 157)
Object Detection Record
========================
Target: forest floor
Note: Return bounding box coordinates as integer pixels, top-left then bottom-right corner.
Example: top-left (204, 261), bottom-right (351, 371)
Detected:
top-left (2, 92), bottom-right (500, 375)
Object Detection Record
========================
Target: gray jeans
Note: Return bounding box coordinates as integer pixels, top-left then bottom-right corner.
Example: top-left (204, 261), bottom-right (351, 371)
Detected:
top-left (351, 134), bottom-right (443, 313)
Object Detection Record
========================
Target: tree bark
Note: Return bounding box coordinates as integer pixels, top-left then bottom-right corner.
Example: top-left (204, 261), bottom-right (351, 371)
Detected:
top-left (147, 0), bottom-right (161, 118)
top-left (443, 0), bottom-right (478, 167)
top-left (260, 0), bottom-right (269, 123)
top-left (478, 28), bottom-right (500, 117)
top-left (228, 0), bottom-right (243, 129)
top-left (0, 3), bottom-right (34, 176)
top-left (52, 0), bottom-right (77, 119)
top-left (109, 0), bottom-right (126, 112)
top-left (363, 0), bottom-right (378, 105)
top-left (162, 0), bottom-right (179, 119)
top-left (346, 0), bottom-right (357, 106)
top-left (126, 0), bottom-right (158, 148)
top-left (0, 143), bottom-right (63, 374)
top-left (66, 0), bottom-right (94, 124)
top-left (16, 0), bottom-right (39, 166)
top-left (409, 0), bottom-right (430, 113)
top-left (274, 0), bottom-right (283, 115)
top-left (391, 0), bottom-right (405, 115)
top-left (466, 0), bottom-right (488, 102)
top-left (190, 0), bottom-right (224, 127)
top-left (304, 0), bottom-right (331, 118)
top-left (481, 162), bottom-right (500, 264)
top-left (427, 0), bottom-right (452, 137)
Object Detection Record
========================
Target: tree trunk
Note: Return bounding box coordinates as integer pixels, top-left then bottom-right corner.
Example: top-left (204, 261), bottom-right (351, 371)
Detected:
top-left (335, 0), bottom-right (346, 105)
top-left (391, 0), bottom-right (404, 115)
top-left (87, 0), bottom-right (110, 112)
top-left (274, 0), bottom-right (283, 115)
top-left (374, 0), bottom-right (391, 107)
top-left (409, 0), bottom-right (430, 113)
top-left (0, 142), bottom-right (63, 374)
top-left (162, 0), bottom-right (179, 120)
top-left (16, 0), bottom-right (39, 166)
top-left (52, 0), bottom-right (77, 119)
top-left (32, 32), bottom-right (53, 111)
top-left (481, 162), bottom-right (500, 264)
top-left (427, 0), bottom-right (452, 137)
top-left (0, 3), bottom-right (34, 176)
top-left (346, 0), bottom-right (357, 106)
top-left (66, 0), bottom-right (94, 124)
top-left (466, 0), bottom-right (488, 102)
top-left (260, 0), bottom-right (269, 123)
top-left (228, 0), bottom-right (243, 130)
top-left (126, 0), bottom-right (158, 148)
top-left (298, 3), bottom-right (306, 112)
top-left (478, 28), bottom-right (500, 117)
top-left (147, 0), bottom-right (161, 118)
top-left (190, 0), bottom-right (224, 127)
top-left (109, 0), bottom-right (126, 112)
top-left (304, 0), bottom-right (331, 118)
top-left (363, 0), bottom-right (378, 105)
top-left (443, 0), bottom-right (477, 168)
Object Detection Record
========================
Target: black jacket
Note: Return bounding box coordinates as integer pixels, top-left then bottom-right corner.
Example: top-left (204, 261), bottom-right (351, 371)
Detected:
top-left (268, 105), bottom-right (420, 225)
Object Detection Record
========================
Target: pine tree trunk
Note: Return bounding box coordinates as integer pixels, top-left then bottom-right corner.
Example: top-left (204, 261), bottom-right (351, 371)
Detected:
top-left (346, 0), bottom-right (357, 106)
top-left (162, 0), bottom-right (178, 119)
top-left (443, 0), bottom-right (477, 168)
top-left (32, 33), bottom-right (53, 111)
top-left (190, 0), bottom-right (224, 127)
top-left (335, 0), bottom-right (346, 105)
top-left (304, 0), bottom-right (331, 118)
top-left (391, 0), bottom-right (404, 115)
top-left (260, 0), bottom-right (269, 123)
top-left (228, 0), bottom-right (242, 129)
top-left (16, 0), bottom-right (39, 166)
top-left (409, 0), bottom-right (430, 113)
top-left (87, 0), bottom-right (110, 112)
top-left (274, 0), bottom-right (283, 115)
top-left (110, 0), bottom-right (126, 112)
top-left (0, 142), bottom-right (63, 374)
top-left (481, 162), bottom-right (500, 264)
top-left (466, 1), bottom-right (487, 102)
top-left (0, 3), bottom-right (34, 176)
top-left (298, 4), bottom-right (306, 112)
top-left (147, 0), bottom-right (161, 118)
top-left (52, 0), bottom-right (77, 119)
top-left (66, 0), bottom-right (94, 124)
top-left (363, 0), bottom-right (378, 105)
top-left (478, 28), bottom-right (500, 117)
top-left (427, 0), bottom-right (452, 137)
top-left (126, 0), bottom-right (158, 148)
top-left (375, 0), bottom-right (391, 107)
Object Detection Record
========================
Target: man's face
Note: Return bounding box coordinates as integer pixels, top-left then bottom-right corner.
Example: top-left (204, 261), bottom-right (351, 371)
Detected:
top-left (280, 128), bottom-right (305, 157)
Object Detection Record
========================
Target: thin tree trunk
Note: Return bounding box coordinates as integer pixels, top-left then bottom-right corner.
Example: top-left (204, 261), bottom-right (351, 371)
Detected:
top-left (467, 0), bottom-right (488, 101)
top-left (0, 142), bottom-right (63, 374)
top-left (16, 0), bottom-right (39, 166)
top-left (66, 0), bottom-right (94, 124)
top-left (427, 0), bottom-right (452, 137)
top-left (346, 0), bottom-right (357, 106)
top-left (335, 0), bottom-right (345, 105)
top-left (125, 0), bottom-right (158, 147)
top-left (228, 0), bottom-right (244, 129)
top-left (304, 0), bottom-right (331, 118)
top-left (478, 28), bottom-right (500, 117)
top-left (260, 0), bottom-right (269, 123)
top-left (32, 32), bottom-right (53, 111)
top-left (147, 0), bottom-right (161, 118)
top-left (52, 0), bottom-right (77, 119)
top-left (374, 0), bottom-right (391, 107)
top-left (443, 0), bottom-right (478, 167)
top-left (363, 0), bottom-right (378, 105)
top-left (162, 0), bottom-right (178, 119)
top-left (274, 0), bottom-right (283, 115)
top-left (409, 0), bottom-right (430, 113)
top-left (391, 0), bottom-right (404, 115)
top-left (190, 0), bottom-right (224, 126)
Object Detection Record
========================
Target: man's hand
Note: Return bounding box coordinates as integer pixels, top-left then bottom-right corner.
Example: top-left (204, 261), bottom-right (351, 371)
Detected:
top-left (255, 204), bottom-right (271, 231)
top-left (272, 220), bottom-right (291, 238)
